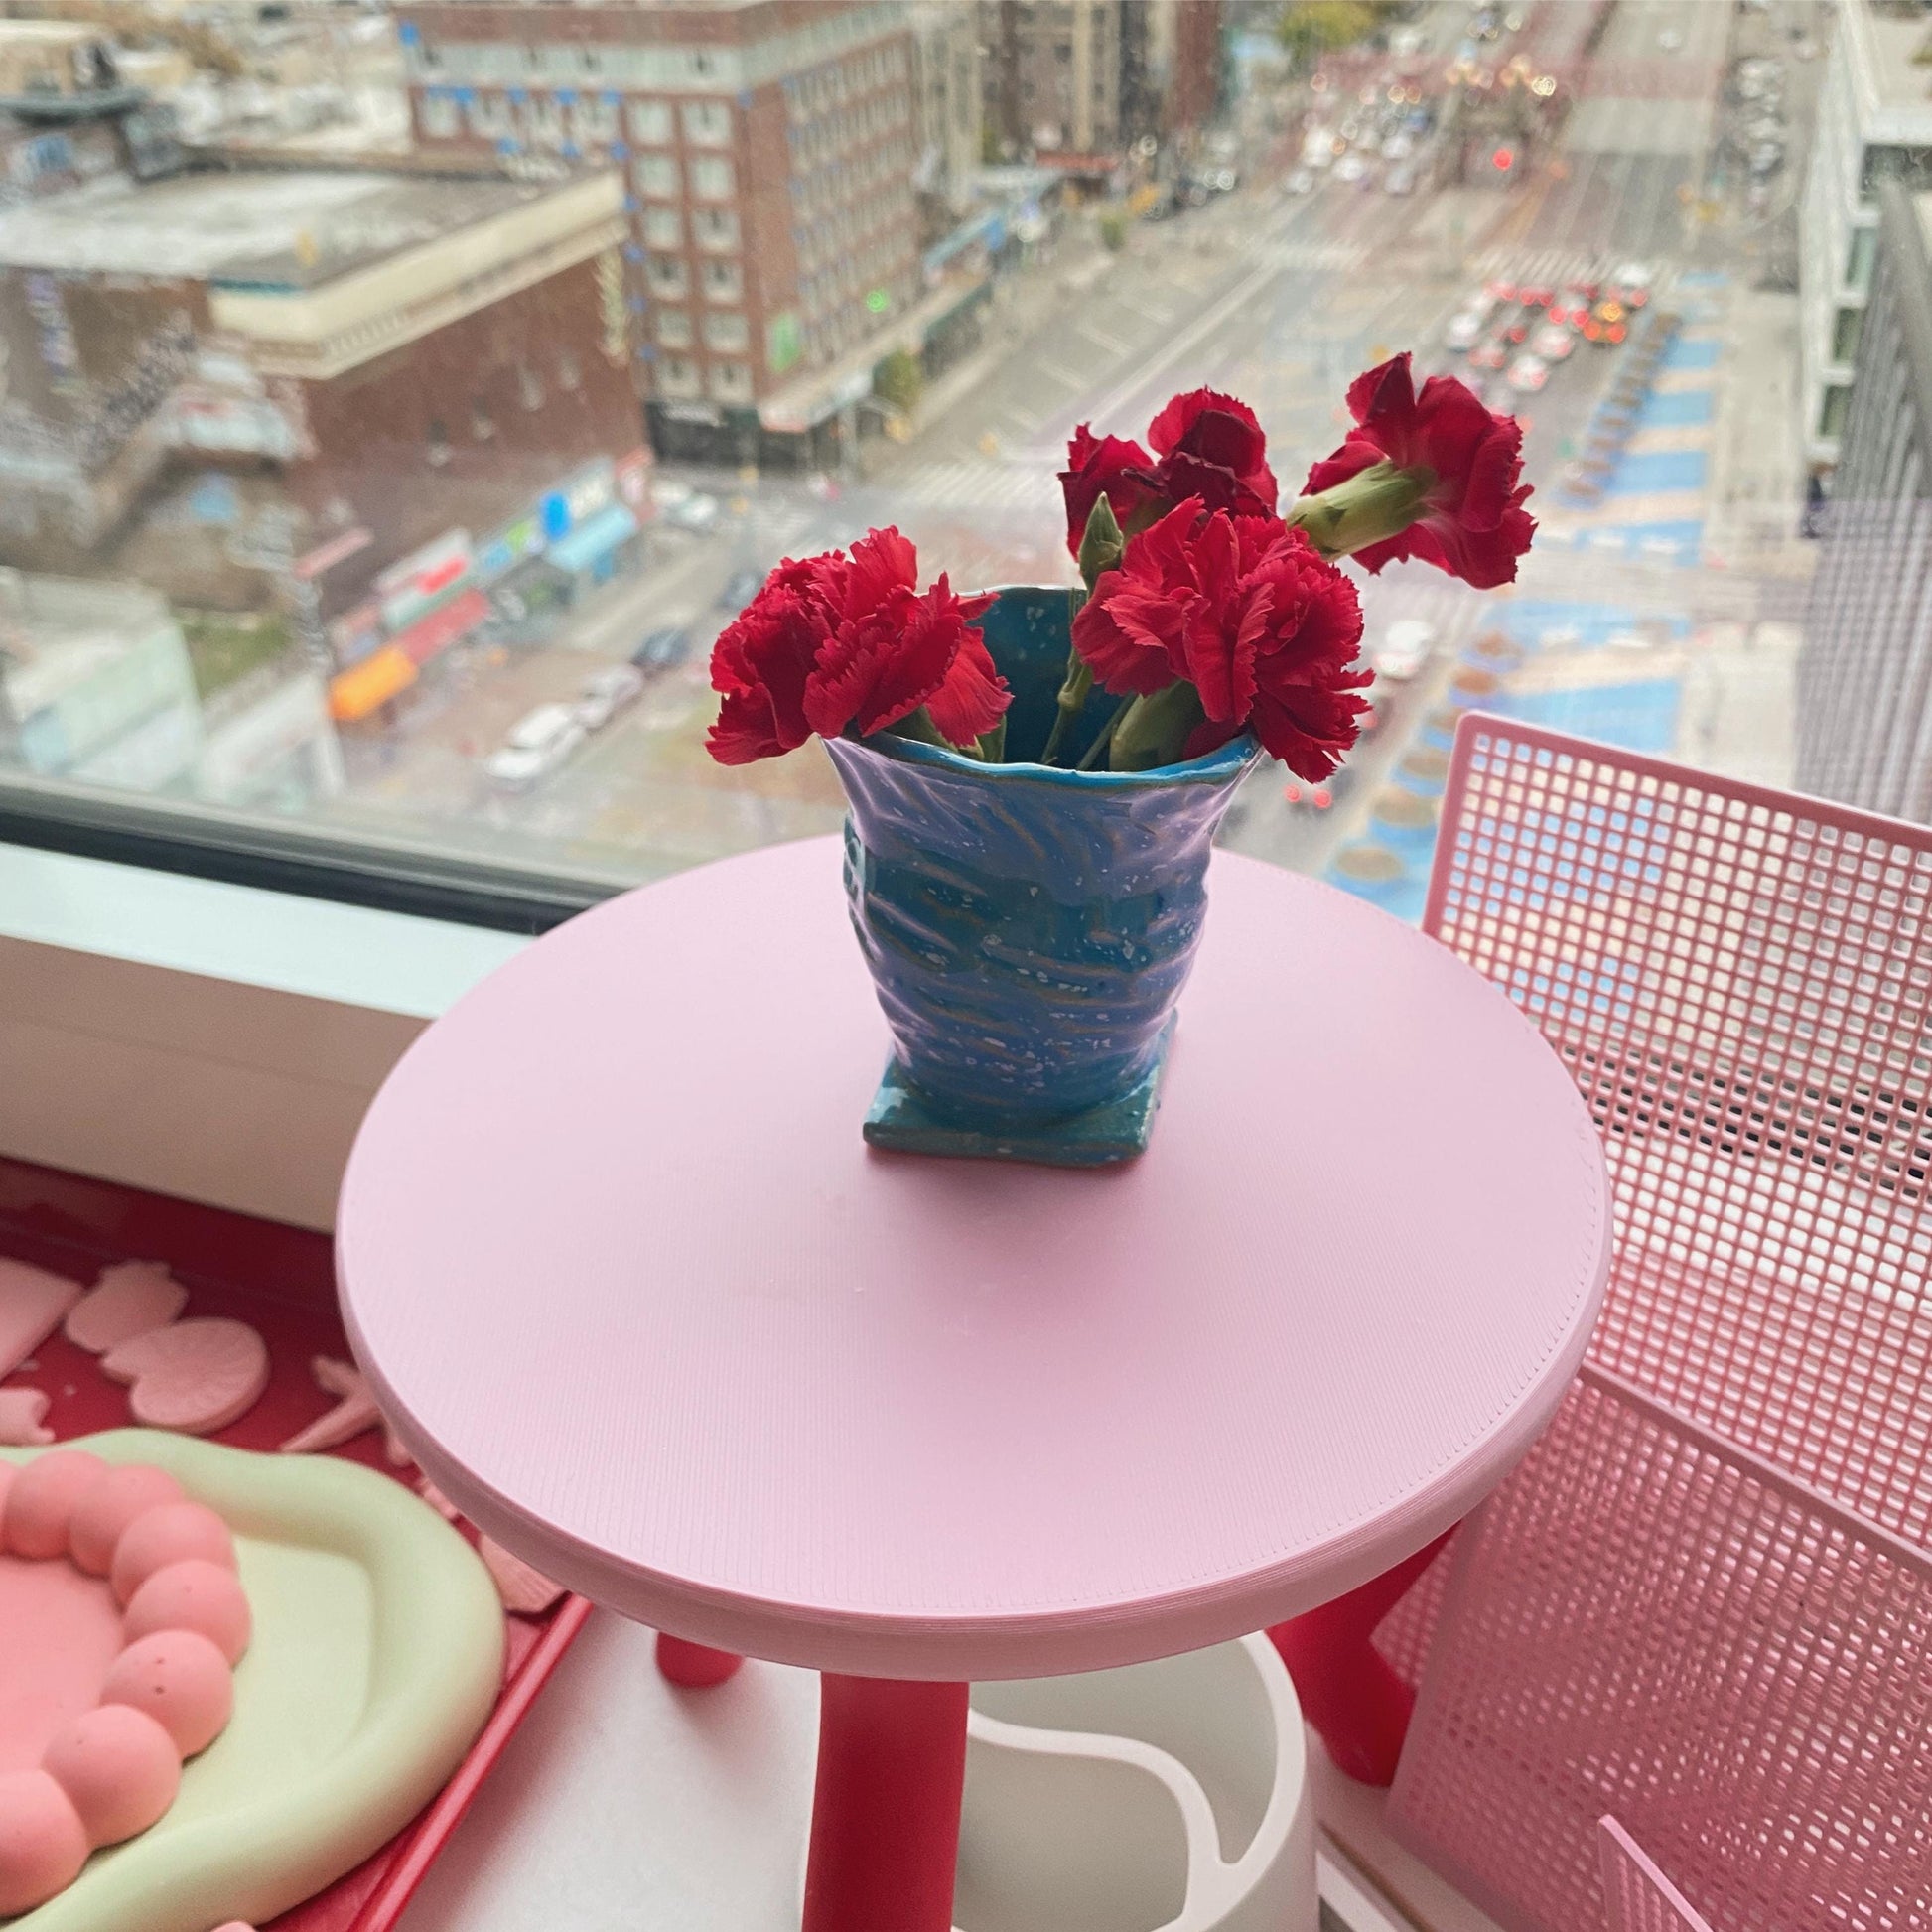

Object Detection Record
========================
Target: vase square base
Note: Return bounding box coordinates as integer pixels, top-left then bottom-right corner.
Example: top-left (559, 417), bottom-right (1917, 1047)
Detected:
top-left (861, 1023), bottom-right (1173, 1168)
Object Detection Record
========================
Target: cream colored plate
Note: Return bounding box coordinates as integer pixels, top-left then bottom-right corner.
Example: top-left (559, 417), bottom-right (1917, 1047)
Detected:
top-left (6, 1431), bottom-right (504, 1932)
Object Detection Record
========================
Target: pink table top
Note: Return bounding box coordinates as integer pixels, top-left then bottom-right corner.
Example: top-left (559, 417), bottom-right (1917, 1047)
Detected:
top-left (339, 839), bottom-right (1609, 1681)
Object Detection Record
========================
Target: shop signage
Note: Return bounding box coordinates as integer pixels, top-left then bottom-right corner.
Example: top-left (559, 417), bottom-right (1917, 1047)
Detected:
top-left (376, 528), bottom-right (473, 634)
top-left (766, 310), bottom-right (802, 376)
top-left (475, 513), bottom-right (543, 584)
top-left (293, 525), bottom-right (373, 584)
top-left (540, 458), bottom-right (617, 542)
top-left (327, 599), bottom-right (384, 670)
top-left (615, 447), bottom-right (650, 509)
top-left (662, 400), bottom-right (724, 427)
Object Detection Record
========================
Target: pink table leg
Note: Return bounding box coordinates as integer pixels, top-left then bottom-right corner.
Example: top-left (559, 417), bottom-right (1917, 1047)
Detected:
top-left (802, 1676), bottom-right (969, 1932)
top-left (1268, 1527), bottom-right (1455, 1786)
top-left (654, 1633), bottom-right (745, 1688)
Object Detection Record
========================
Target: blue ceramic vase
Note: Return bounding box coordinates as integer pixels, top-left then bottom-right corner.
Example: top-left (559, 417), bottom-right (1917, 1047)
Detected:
top-left (822, 585), bottom-right (1259, 1166)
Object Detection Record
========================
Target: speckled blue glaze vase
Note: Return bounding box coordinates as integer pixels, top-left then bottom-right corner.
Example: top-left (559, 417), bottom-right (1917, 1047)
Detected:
top-left (822, 585), bottom-right (1259, 1166)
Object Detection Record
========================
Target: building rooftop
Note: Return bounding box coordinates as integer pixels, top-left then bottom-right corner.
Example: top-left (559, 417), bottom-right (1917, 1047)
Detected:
top-left (1845, 0), bottom-right (1932, 132)
top-left (0, 164), bottom-right (580, 291)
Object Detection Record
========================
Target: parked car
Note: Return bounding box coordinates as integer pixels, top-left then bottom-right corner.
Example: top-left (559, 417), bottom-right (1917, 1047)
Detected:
top-left (631, 625), bottom-right (693, 672)
top-left (717, 567), bottom-right (764, 613)
top-left (1469, 330), bottom-right (1512, 371)
top-left (1530, 321), bottom-right (1576, 361)
top-left (1507, 351), bottom-right (1551, 394)
top-left (1374, 618), bottom-right (1437, 682)
top-left (574, 663), bottom-right (645, 733)
top-left (485, 702), bottom-right (586, 791)
top-left (665, 492), bottom-right (721, 535)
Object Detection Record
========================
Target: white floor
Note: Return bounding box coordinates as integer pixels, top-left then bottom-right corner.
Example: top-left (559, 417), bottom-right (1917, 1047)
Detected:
top-left (395, 1610), bottom-right (1497, 1932)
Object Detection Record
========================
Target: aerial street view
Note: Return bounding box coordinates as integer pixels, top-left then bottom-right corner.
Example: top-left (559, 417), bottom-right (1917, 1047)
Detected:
top-left (0, 0), bottom-right (1863, 919)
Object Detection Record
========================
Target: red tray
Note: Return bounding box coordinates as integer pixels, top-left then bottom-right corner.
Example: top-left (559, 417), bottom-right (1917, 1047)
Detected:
top-left (0, 1153), bottom-right (592, 1932)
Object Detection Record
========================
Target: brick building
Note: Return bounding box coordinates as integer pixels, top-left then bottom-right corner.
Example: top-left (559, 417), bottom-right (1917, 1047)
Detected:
top-left (396, 0), bottom-right (924, 464)
top-left (0, 162), bottom-right (649, 721)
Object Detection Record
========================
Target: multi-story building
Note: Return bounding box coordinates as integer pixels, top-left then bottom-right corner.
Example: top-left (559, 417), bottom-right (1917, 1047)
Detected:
top-left (982, 0), bottom-right (1223, 165)
top-left (1796, 180), bottom-right (1932, 823)
top-left (1798, 0), bottom-right (1932, 472)
top-left (396, 0), bottom-right (923, 464)
top-left (0, 160), bottom-right (647, 724)
top-left (981, 0), bottom-right (1124, 161)
top-left (906, 0), bottom-right (983, 241)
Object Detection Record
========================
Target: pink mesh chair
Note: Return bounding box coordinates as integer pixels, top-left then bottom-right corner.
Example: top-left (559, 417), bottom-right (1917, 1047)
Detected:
top-left (1372, 717), bottom-right (1932, 1931)
top-left (1599, 1819), bottom-right (1715, 1932)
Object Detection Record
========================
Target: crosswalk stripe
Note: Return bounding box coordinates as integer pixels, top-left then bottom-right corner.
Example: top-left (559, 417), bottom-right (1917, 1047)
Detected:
top-left (1263, 240), bottom-right (1372, 274)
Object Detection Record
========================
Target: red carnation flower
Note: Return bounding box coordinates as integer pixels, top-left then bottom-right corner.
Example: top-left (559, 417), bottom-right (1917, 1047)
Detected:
top-left (1139, 389), bottom-right (1278, 521)
top-left (1303, 353), bottom-right (1535, 589)
top-left (1058, 425), bottom-right (1161, 558)
top-left (707, 528), bottom-right (1007, 765)
top-left (1059, 390), bottom-right (1279, 558)
top-left (1072, 500), bottom-right (1369, 781)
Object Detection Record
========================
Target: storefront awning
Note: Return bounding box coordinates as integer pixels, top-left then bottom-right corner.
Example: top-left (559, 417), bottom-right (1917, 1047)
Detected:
top-left (546, 502), bottom-right (639, 576)
top-left (329, 644), bottom-right (416, 723)
top-left (391, 589), bottom-right (489, 667)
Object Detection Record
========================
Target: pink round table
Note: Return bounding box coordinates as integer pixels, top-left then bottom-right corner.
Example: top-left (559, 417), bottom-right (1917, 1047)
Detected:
top-left (338, 838), bottom-right (1609, 1932)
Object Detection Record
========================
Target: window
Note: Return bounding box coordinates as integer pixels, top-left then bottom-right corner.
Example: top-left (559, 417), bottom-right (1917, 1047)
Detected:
top-left (1848, 226), bottom-right (1878, 292)
top-left (693, 207), bottom-right (740, 252)
top-left (646, 256), bottom-right (688, 299)
top-left (682, 101), bottom-right (732, 147)
top-left (657, 353), bottom-right (701, 398)
top-left (635, 153), bottom-right (681, 199)
top-left (626, 98), bottom-right (672, 145)
top-left (0, 15), bottom-right (1860, 976)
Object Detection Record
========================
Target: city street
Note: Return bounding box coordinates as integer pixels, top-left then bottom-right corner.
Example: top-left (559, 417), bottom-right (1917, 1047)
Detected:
top-left (316, 0), bottom-right (1819, 911)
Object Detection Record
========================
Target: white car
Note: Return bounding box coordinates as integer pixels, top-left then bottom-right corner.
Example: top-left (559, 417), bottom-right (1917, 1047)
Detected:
top-left (1530, 322), bottom-right (1576, 361)
top-left (648, 477), bottom-right (694, 510)
top-left (1373, 619), bottom-right (1437, 682)
top-left (1383, 132), bottom-right (1415, 162)
top-left (1385, 165), bottom-right (1417, 196)
top-left (1334, 154), bottom-right (1369, 184)
top-left (485, 701), bottom-right (586, 790)
top-left (574, 663), bottom-right (645, 733)
top-left (666, 492), bottom-right (721, 534)
top-left (1286, 168), bottom-right (1316, 195)
top-left (1446, 311), bottom-right (1487, 350)
top-left (1506, 351), bottom-right (1551, 394)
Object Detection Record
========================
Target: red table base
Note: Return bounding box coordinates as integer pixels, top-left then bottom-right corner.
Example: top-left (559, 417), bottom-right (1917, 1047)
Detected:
top-left (1268, 1528), bottom-right (1455, 1786)
top-left (802, 1676), bottom-right (969, 1932)
top-left (654, 1633), bottom-right (745, 1689)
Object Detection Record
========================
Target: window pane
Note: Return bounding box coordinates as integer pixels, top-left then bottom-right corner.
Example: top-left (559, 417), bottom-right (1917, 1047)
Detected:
top-left (0, 0), bottom-right (1860, 918)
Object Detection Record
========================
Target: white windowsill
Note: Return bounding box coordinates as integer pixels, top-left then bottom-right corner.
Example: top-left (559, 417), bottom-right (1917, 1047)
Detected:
top-left (0, 842), bottom-right (535, 1231)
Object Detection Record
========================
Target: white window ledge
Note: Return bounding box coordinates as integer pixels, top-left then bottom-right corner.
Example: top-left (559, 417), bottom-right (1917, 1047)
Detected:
top-left (0, 843), bottom-right (529, 1232)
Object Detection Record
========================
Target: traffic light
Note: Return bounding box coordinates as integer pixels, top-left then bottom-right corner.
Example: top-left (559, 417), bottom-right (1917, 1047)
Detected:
top-left (1492, 146), bottom-right (1515, 172)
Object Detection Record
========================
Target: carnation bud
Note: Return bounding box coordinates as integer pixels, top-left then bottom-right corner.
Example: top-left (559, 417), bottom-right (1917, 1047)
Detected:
top-left (1077, 495), bottom-right (1126, 591)
top-left (1285, 459), bottom-right (1433, 560)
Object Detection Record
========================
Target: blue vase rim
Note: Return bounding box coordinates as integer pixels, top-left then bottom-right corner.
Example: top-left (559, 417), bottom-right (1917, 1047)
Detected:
top-left (840, 725), bottom-right (1261, 788)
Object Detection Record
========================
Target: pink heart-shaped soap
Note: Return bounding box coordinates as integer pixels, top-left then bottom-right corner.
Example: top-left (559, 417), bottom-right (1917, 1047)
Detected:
top-left (0, 1260), bottom-right (83, 1380)
top-left (66, 1264), bottom-right (189, 1356)
top-left (100, 1321), bottom-right (270, 1436)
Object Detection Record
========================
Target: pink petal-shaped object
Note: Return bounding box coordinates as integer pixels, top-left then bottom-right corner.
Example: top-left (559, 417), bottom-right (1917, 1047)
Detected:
top-left (0, 1388), bottom-right (53, 1448)
top-left (100, 1320), bottom-right (270, 1436)
top-left (65, 1263), bottom-right (189, 1355)
top-left (479, 1538), bottom-right (566, 1617)
top-left (0, 1259), bottom-right (83, 1378)
top-left (278, 1357), bottom-right (411, 1465)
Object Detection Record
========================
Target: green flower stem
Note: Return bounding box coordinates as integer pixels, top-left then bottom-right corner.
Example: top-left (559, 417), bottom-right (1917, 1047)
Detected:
top-left (1038, 656), bottom-right (1093, 767)
top-left (1108, 680), bottom-right (1206, 772)
top-left (1284, 460), bottom-right (1433, 559)
top-left (1075, 693), bottom-right (1135, 771)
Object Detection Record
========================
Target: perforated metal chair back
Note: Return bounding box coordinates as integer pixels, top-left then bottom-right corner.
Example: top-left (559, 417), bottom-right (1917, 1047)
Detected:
top-left (1380, 717), bottom-right (1932, 1932)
